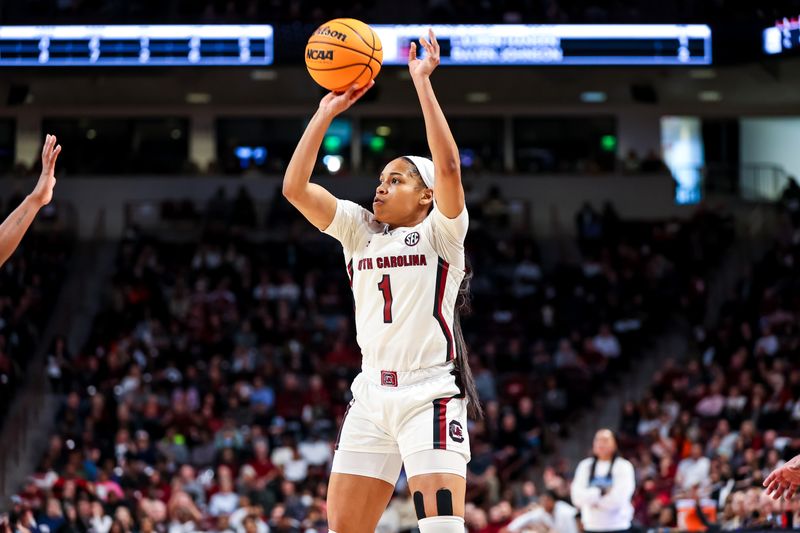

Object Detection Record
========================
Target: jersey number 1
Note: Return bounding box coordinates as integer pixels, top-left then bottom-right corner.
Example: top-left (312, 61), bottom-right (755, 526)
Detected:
top-left (377, 275), bottom-right (393, 323)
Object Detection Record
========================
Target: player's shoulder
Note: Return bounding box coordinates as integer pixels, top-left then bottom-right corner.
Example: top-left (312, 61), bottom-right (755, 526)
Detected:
top-left (337, 199), bottom-right (383, 234)
top-left (421, 204), bottom-right (469, 235)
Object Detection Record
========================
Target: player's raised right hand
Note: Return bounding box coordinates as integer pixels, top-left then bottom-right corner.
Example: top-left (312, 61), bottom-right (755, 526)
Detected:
top-left (318, 80), bottom-right (374, 118)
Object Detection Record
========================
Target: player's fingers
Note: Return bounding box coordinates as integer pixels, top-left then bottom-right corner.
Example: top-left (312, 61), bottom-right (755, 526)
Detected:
top-left (765, 480), bottom-right (781, 495)
top-left (42, 134), bottom-right (50, 159)
top-left (420, 37), bottom-right (432, 54)
top-left (52, 144), bottom-right (62, 163)
top-left (351, 80), bottom-right (374, 101)
top-left (770, 482), bottom-right (786, 499)
top-left (429, 28), bottom-right (439, 51)
top-left (764, 471), bottom-right (779, 487)
top-left (788, 483), bottom-right (800, 499)
top-left (408, 41), bottom-right (416, 62)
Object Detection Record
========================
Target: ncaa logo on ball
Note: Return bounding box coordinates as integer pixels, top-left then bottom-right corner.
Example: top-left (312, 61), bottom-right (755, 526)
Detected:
top-left (404, 232), bottom-right (420, 246)
top-left (307, 49), bottom-right (334, 61)
top-left (449, 420), bottom-right (464, 443)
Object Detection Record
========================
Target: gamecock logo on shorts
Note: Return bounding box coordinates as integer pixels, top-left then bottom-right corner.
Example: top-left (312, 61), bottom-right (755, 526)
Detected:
top-left (404, 232), bottom-right (420, 246)
top-left (449, 420), bottom-right (464, 443)
top-left (380, 370), bottom-right (398, 387)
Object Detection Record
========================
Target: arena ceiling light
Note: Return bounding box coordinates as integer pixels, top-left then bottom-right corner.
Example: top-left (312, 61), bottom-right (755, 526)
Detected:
top-left (689, 68), bottom-right (716, 79)
top-left (250, 69), bottom-right (278, 81)
top-left (698, 90), bottom-right (722, 102)
top-left (185, 92), bottom-right (212, 104)
top-left (580, 91), bottom-right (607, 103)
top-left (466, 92), bottom-right (490, 103)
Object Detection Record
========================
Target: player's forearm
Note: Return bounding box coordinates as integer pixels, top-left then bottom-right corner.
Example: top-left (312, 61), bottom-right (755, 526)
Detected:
top-left (0, 195), bottom-right (42, 267)
top-left (412, 75), bottom-right (460, 177)
top-left (283, 109), bottom-right (334, 199)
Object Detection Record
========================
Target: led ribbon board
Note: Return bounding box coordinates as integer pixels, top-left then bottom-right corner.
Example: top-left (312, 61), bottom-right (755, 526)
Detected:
top-left (373, 24), bottom-right (712, 66)
top-left (0, 25), bottom-right (274, 66)
top-left (764, 18), bottom-right (800, 56)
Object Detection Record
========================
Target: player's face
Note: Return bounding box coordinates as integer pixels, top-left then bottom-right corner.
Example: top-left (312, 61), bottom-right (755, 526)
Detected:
top-left (373, 158), bottom-right (431, 224)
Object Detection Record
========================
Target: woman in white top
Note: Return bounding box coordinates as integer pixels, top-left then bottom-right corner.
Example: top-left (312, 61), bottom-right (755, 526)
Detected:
top-left (283, 29), bottom-right (481, 533)
top-left (571, 429), bottom-right (636, 533)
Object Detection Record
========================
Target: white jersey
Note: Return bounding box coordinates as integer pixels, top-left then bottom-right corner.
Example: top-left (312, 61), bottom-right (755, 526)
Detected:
top-left (323, 199), bottom-right (468, 372)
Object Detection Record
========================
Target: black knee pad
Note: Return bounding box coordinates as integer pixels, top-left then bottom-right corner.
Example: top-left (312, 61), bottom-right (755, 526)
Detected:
top-left (413, 491), bottom-right (426, 520)
top-left (436, 488), bottom-right (454, 516)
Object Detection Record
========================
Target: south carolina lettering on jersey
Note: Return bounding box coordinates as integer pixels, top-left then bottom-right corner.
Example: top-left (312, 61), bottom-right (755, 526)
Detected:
top-left (357, 254), bottom-right (428, 271)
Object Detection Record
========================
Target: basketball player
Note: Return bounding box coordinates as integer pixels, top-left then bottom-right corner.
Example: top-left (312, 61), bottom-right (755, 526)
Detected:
top-left (283, 29), bottom-right (480, 533)
top-left (0, 134), bottom-right (61, 267)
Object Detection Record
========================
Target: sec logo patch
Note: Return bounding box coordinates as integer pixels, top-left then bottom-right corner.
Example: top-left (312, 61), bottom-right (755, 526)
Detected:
top-left (404, 232), bottom-right (420, 246)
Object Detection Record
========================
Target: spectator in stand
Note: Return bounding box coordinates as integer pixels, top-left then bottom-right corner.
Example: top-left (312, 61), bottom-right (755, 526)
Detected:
top-left (593, 324), bottom-right (621, 361)
top-left (575, 203), bottom-right (603, 254)
top-left (675, 443), bottom-right (711, 496)
top-left (621, 149), bottom-right (641, 173)
top-left (501, 490), bottom-right (579, 533)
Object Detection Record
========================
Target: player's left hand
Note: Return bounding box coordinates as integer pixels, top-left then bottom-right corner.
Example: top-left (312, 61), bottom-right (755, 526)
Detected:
top-left (408, 28), bottom-right (440, 79)
top-left (764, 454), bottom-right (800, 499)
top-left (30, 134), bottom-right (61, 208)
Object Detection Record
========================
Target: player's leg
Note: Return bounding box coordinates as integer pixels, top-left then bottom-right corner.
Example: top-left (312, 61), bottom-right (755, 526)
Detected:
top-left (406, 452), bottom-right (467, 532)
top-left (327, 460), bottom-right (398, 533)
top-left (328, 390), bottom-right (403, 533)
top-left (399, 389), bottom-right (471, 533)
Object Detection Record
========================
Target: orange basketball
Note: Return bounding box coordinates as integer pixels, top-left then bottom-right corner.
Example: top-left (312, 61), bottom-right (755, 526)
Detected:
top-left (305, 18), bottom-right (383, 92)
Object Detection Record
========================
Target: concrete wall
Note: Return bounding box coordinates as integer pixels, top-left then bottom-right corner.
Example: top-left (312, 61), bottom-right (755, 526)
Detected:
top-left (1, 173), bottom-right (686, 239)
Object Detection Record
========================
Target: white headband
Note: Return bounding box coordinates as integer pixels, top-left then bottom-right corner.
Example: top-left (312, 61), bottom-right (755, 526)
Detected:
top-left (404, 155), bottom-right (435, 189)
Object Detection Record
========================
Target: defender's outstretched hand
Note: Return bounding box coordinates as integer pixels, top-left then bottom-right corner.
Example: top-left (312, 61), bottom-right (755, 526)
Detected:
top-left (764, 454), bottom-right (800, 500)
top-left (31, 134), bottom-right (61, 207)
top-left (0, 134), bottom-right (62, 266)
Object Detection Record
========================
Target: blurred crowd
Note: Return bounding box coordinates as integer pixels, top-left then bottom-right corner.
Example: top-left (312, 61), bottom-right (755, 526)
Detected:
top-left (588, 202), bottom-right (800, 531)
top-left (0, 183), bottom-right (737, 533)
top-left (2, 0), bottom-right (796, 25)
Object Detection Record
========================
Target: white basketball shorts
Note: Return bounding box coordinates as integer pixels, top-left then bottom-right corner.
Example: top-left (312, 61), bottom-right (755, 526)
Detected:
top-left (332, 362), bottom-right (471, 484)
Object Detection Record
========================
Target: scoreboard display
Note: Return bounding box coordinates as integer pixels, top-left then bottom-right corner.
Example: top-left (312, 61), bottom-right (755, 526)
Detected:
top-left (373, 24), bottom-right (712, 66)
top-left (0, 24), bottom-right (712, 67)
top-left (0, 25), bottom-right (274, 66)
top-left (764, 18), bottom-right (800, 56)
